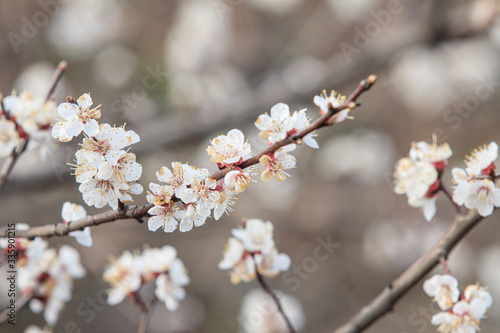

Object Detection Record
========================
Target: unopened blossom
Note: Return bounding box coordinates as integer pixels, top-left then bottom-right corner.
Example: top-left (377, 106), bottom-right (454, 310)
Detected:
top-left (51, 93), bottom-right (101, 142)
top-left (156, 162), bottom-right (204, 197)
top-left (180, 177), bottom-right (220, 218)
top-left (79, 178), bottom-right (128, 210)
top-left (423, 274), bottom-right (459, 310)
top-left (410, 135), bottom-right (452, 171)
top-left (0, 118), bottom-right (21, 157)
top-left (61, 202), bottom-right (92, 247)
top-left (224, 169), bottom-right (252, 193)
top-left (465, 142), bottom-right (498, 177)
top-left (206, 129), bottom-right (252, 166)
top-left (155, 258), bottom-right (190, 311)
top-left (103, 251), bottom-right (141, 306)
top-left (255, 103), bottom-right (294, 144)
top-left (82, 123), bottom-right (140, 166)
top-left (291, 109), bottom-right (319, 149)
top-left (259, 144), bottom-right (296, 182)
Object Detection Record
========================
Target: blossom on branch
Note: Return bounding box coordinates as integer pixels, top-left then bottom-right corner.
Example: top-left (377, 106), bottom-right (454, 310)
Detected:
top-left (259, 144), bottom-right (296, 182)
top-left (255, 103), bottom-right (294, 144)
top-left (206, 129), bottom-right (252, 167)
top-left (0, 236), bottom-right (85, 327)
top-left (103, 246), bottom-right (189, 311)
top-left (451, 142), bottom-right (499, 217)
top-left (61, 202), bottom-right (92, 247)
top-left (313, 90), bottom-right (352, 124)
top-left (424, 274), bottom-right (493, 333)
top-left (0, 118), bottom-right (21, 157)
top-left (394, 137), bottom-right (452, 221)
top-left (219, 218), bottom-right (291, 284)
top-left (51, 93), bottom-right (101, 142)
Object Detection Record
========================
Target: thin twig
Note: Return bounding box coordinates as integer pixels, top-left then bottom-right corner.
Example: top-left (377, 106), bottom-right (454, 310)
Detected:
top-left (439, 182), bottom-right (461, 213)
top-left (439, 256), bottom-right (451, 275)
top-left (0, 139), bottom-right (29, 191)
top-left (253, 257), bottom-right (296, 333)
top-left (333, 208), bottom-right (484, 333)
top-left (0, 76), bottom-right (377, 239)
top-left (45, 60), bottom-right (67, 102)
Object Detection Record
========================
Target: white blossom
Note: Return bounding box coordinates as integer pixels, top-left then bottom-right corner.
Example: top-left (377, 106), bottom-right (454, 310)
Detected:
top-left (0, 119), bottom-right (20, 157)
top-left (206, 129), bottom-right (252, 166)
top-left (465, 142), bottom-right (498, 177)
top-left (423, 274), bottom-right (459, 310)
top-left (51, 93), bottom-right (101, 142)
top-left (259, 144), bottom-right (296, 182)
top-left (61, 202), bottom-right (92, 247)
top-left (255, 103), bottom-right (294, 144)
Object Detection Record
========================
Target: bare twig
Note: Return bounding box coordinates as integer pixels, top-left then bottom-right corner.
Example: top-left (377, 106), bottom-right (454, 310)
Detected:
top-left (0, 139), bottom-right (29, 191)
top-left (254, 257), bottom-right (296, 333)
top-left (0, 76), bottom-right (376, 239)
top-left (45, 60), bottom-right (67, 102)
top-left (333, 209), bottom-right (484, 333)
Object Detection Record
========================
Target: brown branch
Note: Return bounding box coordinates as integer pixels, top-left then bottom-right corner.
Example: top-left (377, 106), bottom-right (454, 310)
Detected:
top-left (0, 203), bottom-right (152, 239)
top-left (0, 139), bottom-right (29, 191)
top-left (254, 258), bottom-right (296, 333)
top-left (45, 60), bottom-right (67, 102)
top-left (333, 209), bottom-right (484, 333)
top-left (0, 75), bottom-right (377, 239)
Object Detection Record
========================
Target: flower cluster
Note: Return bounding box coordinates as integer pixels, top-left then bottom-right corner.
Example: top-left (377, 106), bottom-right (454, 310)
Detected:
top-left (61, 202), bottom-right (92, 247)
top-left (218, 218), bottom-right (291, 284)
top-left (1, 230), bottom-right (85, 327)
top-left (103, 245), bottom-right (189, 311)
top-left (423, 274), bottom-right (493, 333)
top-left (254, 103), bottom-right (318, 182)
top-left (394, 136), bottom-right (453, 221)
top-left (147, 131), bottom-right (253, 233)
top-left (147, 90), bottom-right (358, 232)
top-left (53, 93), bottom-right (143, 210)
top-left (452, 142), bottom-right (500, 217)
top-left (0, 91), bottom-right (58, 159)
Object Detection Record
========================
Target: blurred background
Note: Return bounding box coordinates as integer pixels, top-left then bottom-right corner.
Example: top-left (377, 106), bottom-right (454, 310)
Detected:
top-left (1, 0), bottom-right (500, 332)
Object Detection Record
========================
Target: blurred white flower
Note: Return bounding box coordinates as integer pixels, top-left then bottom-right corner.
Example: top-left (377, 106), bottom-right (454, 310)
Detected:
top-left (61, 202), bottom-right (92, 247)
top-left (465, 142), bottom-right (498, 178)
top-left (423, 274), bottom-right (459, 310)
top-left (0, 119), bottom-right (20, 157)
top-left (238, 289), bottom-right (305, 333)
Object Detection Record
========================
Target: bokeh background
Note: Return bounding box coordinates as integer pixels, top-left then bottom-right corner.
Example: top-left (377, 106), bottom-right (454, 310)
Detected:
top-left (1, 0), bottom-right (500, 332)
